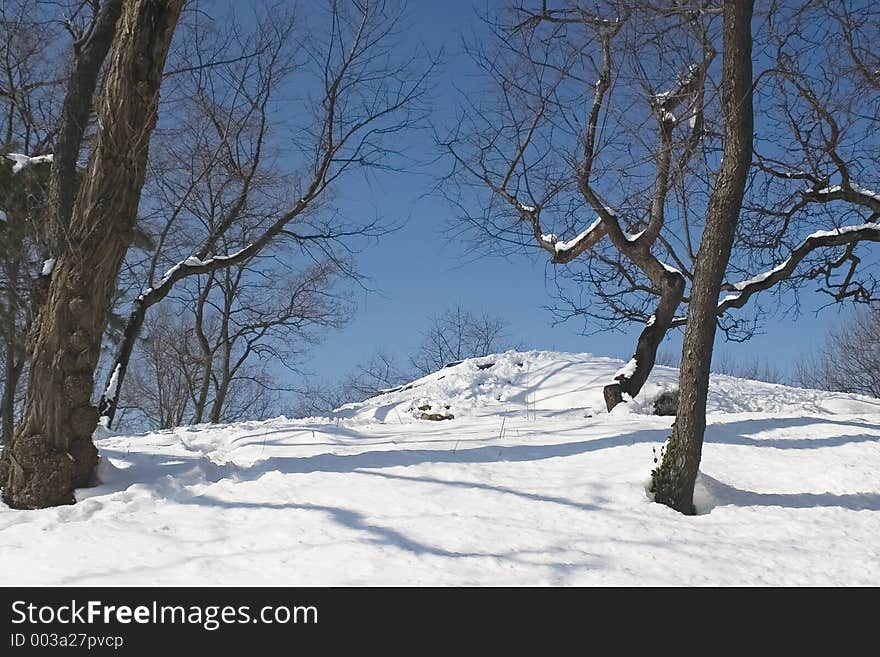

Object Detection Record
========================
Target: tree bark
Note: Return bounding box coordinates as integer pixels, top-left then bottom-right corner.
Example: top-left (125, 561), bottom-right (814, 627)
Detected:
top-left (651, 0), bottom-right (754, 515)
top-left (46, 0), bottom-right (124, 256)
top-left (1, 253), bottom-right (23, 445)
top-left (1, 342), bottom-right (23, 445)
top-left (0, 0), bottom-right (184, 509)
top-left (603, 272), bottom-right (685, 410)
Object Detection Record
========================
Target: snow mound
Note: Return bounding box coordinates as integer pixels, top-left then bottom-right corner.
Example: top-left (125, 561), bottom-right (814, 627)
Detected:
top-left (331, 350), bottom-right (880, 423)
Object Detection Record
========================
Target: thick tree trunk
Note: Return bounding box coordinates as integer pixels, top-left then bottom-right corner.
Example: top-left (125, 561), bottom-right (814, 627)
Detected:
top-left (651, 0), bottom-right (754, 515)
top-left (0, 0), bottom-right (184, 509)
top-left (603, 272), bottom-right (685, 410)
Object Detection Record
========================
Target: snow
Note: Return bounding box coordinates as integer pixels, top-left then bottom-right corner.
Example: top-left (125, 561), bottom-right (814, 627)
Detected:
top-left (731, 261), bottom-right (789, 291)
top-left (851, 183), bottom-right (880, 203)
top-left (103, 364), bottom-right (122, 403)
top-left (0, 209), bottom-right (6, 222)
top-left (5, 152), bottom-right (53, 174)
top-left (805, 223), bottom-right (880, 240)
top-left (40, 258), bottom-right (56, 276)
top-left (549, 218), bottom-right (603, 253)
top-left (722, 221), bottom-right (880, 303)
top-left (157, 262), bottom-right (182, 286)
top-left (614, 357), bottom-right (638, 381)
top-left (156, 246), bottom-right (254, 288)
top-left (661, 261), bottom-right (682, 276)
top-left (1, 350), bottom-right (879, 585)
top-left (816, 183), bottom-right (880, 203)
top-left (625, 229), bottom-right (645, 242)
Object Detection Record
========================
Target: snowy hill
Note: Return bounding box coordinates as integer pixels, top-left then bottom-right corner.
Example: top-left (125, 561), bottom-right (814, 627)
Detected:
top-left (1, 350), bottom-right (879, 585)
top-left (332, 350), bottom-right (878, 421)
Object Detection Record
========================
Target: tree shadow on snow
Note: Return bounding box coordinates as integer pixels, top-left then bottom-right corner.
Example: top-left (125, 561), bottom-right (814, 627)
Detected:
top-left (707, 416), bottom-right (880, 450)
top-left (696, 473), bottom-right (880, 513)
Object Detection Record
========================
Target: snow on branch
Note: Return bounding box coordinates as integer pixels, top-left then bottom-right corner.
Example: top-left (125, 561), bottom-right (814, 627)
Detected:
top-left (5, 153), bottom-right (53, 174)
top-left (722, 222), bottom-right (880, 307)
top-left (672, 222), bottom-right (880, 326)
top-left (537, 217), bottom-right (605, 264)
top-left (141, 244), bottom-right (255, 304)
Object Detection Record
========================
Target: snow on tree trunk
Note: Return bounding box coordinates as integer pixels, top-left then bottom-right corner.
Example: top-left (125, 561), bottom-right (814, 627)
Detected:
top-left (651, 0), bottom-right (755, 515)
top-left (0, 0), bottom-right (184, 509)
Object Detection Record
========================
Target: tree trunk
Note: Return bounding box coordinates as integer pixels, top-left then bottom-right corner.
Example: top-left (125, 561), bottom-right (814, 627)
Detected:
top-left (97, 297), bottom-right (146, 425)
top-left (603, 272), bottom-right (685, 410)
top-left (651, 0), bottom-right (754, 515)
top-left (46, 0), bottom-right (124, 256)
top-left (0, 0), bottom-right (184, 509)
top-left (1, 345), bottom-right (22, 445)
top-left (2, 256), bottom-right (23, 445)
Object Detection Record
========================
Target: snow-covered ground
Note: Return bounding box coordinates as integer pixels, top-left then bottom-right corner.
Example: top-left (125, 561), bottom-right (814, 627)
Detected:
top-left (1, 350), bottom-right (878, 585)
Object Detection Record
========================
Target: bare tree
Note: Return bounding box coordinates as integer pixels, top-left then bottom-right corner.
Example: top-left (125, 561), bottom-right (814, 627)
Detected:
top-left (652, 0), bottom-right (754, 515)
top-left (293, 348), bottom-right (407, 417)
top-left (97, 0), bottom-right (431, 426)
top-left (118, 306), bottom-right (200, 430)
top-left (116, 257), bottom-right (348, 432)
top-left (796, 306), bottom-right (880, 399)
top-left (442, 2), bottom-right (712, 409)
top-left (443, 0), bottom-right (879, 412)
top-left (0, 153), bottom-right (51, 443)
top-left (185, 257), bottom-right (352, 425)
top-left (0, 0), bottom-right (185, 509)
top-left (411, 305), bottom-right (510, 375)
top-left (0, 1), bottom-right (70, 443)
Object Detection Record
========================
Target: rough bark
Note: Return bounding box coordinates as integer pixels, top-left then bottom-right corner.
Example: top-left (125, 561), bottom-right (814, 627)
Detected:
top-left (0, 0), bottom-right (184, 509)
top-left (651, 0), bottom-right (754, 514)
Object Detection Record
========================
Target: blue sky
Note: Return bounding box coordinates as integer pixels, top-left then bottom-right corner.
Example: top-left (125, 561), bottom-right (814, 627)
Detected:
top-left (261, 0), bottom-right (863, 385)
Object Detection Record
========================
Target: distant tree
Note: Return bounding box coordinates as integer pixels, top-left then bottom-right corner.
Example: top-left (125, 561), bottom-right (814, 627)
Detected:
top-left (117, 307), bottom-right (200, 430)
top-left (97, 0), bottom-right (430, 427)
top-left (411, 306), bottom-right (510, 375)
top-left (710, 353), bottom-right (785, 385)
top-left (294, 305), bottom-right (515, 416)
top-left (796, 306), bottom-right (880, 399)
top-left (293, 349), bottom-right (407, 417)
